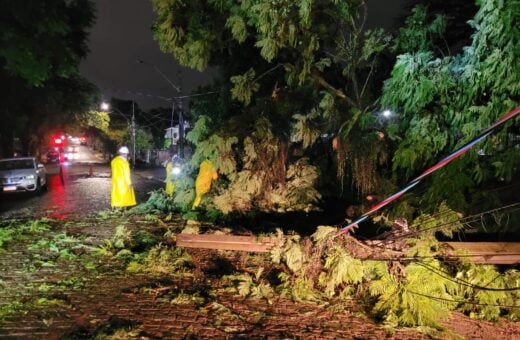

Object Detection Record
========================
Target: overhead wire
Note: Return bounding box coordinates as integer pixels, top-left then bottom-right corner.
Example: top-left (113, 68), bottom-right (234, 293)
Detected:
top-left (337, 106), bottom-right (520, 235)
top-left (101, 86), bottom-right (219, 103)
top-left (368, 202), bottom-right (520, 243)
top-left (408, 290), bottom-right (520, 309)
top-left (409, 202), bottom-right (520, 235)
top-left (413, 261), bottom-right (520, 292)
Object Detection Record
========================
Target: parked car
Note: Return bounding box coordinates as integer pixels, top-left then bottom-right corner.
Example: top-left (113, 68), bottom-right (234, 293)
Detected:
top-left (46, 150), bottom-right (60, 163)
top-left (0, 157), bottom-right (47, 194)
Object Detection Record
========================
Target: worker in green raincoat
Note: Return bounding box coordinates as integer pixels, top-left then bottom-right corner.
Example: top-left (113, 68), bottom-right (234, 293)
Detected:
top-left (192, 159), bottom-right (218, 209)
top-left (111, 146), bottom-right (136, 208)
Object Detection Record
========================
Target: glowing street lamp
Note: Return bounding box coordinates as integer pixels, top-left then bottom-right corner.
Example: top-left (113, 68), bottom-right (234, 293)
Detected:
top-left (99, 101), bottom-right (137, 165)
top-left (382, 109), bottom-right (393, 118)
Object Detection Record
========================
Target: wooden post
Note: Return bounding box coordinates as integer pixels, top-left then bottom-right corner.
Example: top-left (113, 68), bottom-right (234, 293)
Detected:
top-left (176, 234), bottom-right (276, 253)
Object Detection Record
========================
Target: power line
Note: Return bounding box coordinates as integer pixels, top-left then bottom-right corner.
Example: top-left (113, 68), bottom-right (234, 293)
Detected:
top-left (372, 202), bottom-right (520, 242)
top-left (414, 261), bottom-right (520, 292)
top-left (365, 253), bottom-right (520, 261)
top-left (338, 106), bottom-right (520, 235)
top-left (101, 86), bottom-right (219, 103)
top-left (408, 290), bottom-right (520, 309)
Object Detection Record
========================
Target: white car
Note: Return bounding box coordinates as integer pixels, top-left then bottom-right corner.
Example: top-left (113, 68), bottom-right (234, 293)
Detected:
top-left (0, 157), bottom-right (47, 194)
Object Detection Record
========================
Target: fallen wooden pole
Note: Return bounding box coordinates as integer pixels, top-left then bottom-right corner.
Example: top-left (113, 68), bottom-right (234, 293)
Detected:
top-left (176, 234), bottom-right (276, 253)
top-left (176, 234), bottom-right (520, 264)
top-left (442, 242), bottom-right (520, 265)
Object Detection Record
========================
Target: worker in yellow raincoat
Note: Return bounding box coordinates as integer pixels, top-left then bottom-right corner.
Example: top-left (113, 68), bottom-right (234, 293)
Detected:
top-left (111, 146), bottom-right (136, 208)
top-left (165, 160), bottom-right (175, 195)
top-left (192, 159), bottom-right (218, 209)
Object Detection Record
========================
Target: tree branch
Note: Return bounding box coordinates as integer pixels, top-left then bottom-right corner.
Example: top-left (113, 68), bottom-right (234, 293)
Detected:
top-left (310, 69), bottom-right (357, 107)
top-left (360, 58), bottom-right (377, 99)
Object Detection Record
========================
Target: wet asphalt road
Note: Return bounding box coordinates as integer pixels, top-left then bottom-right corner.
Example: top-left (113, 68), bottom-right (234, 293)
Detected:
top-left (0, 147), bottom-right (164, 219)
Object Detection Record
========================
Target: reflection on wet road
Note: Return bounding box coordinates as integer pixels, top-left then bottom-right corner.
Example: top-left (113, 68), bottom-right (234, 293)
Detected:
top-left (0, 162), bottom-right (163, 219)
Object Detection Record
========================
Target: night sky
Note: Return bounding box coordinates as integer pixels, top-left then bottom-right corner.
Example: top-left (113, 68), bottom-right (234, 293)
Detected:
top-left (80, 0), bottom-right (405, 110)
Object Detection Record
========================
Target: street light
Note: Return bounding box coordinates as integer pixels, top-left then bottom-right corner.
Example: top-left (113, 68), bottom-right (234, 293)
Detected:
top-left (382, 109), bottom-right (393, 118)
top-left (100, 101), bottom-right (137, 166)
top-left (137, 59), bottom-right (184, 158)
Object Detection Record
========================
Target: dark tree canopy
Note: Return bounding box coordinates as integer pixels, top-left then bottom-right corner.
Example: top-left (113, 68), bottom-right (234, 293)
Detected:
top-left (0, 0), bottom-right (97, 157)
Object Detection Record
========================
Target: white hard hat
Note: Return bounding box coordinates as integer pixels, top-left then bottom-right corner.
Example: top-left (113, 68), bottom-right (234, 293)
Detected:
top-left (118, 146), bottom-right (130, 154)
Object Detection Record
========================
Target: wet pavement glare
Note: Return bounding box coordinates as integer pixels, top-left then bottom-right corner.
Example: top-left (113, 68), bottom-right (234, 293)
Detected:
top-left (0, 162), bottom-right (163, 219)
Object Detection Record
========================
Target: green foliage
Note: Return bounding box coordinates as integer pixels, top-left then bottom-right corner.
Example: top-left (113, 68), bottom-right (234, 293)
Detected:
top-left (223, 268), bottom-right (275, 304)
top-left (183, 115), bottom-right (321, 215)
top-left (213, 170), bottom-right (261, 214)
top-left (126, 245), bottom-right (192, 276)
top-left (152, 0), bottom-right (390, 130)
top-left (0, 219), bottom-right (52, 249)
top-left (186, 115), bottom-right (213, 144)
top-left (392, 5), bottom-right (447, 54)
top-left (95, 225), bottom-right (134, 257)
top-left (0, 0), bottom-right (95, 85)
top-left (411, 202), bottom-right (463, 238)
top-left (78, 110), bottom-right (110, 134)
top-left (278, 272), bottom-right (322, 303)
top-left (226, 15), bottom-right (248, 44)
top-left (112, 225), bottom-right (132, 249)
top-left (191, 134), bottom-right (239, 176)
top-left (173, 178), bottom-right (196, 211)
top-left (136, 190), bottom-right (177, 214)
top-left (270, 232), bottom-right (305, 273)
top-left (454, 262), bottom-right (519, 321)
top-left (268, 216), bottom-right (520, 328)
top-left (382, 0), bottom-right (520, 210)
top-left (283, 158), bottom-right (322, 211)
top-left (0, 301), bottom-right (25, 322)
top-left (0, 0), bottom-right (98, 157)
top-left (503, 270), bottom-right (520, 321)
top-left (0, 227), bottom-right (16, 249)
top-left (230, 68), bottom-right (260, 105)
top-left (292, 111), bottom-right (320, 149)
top-left (122, 127), bottom-right (154, 153)
top-left (169, 291), bottom-right (207, 306)
top-left (370, 259), bottom-right (458, 328)
top-left (320, 246), bottom-right (364, 297)
top-left (27, 232), bottom-right (81, 261)
top-left (311, 225), bottom-right (337, 243)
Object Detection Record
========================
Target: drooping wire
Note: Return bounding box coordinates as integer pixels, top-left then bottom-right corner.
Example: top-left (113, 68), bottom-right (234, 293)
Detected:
top-left (408, 290), bottom-right (520, 309)
top-left (337, 106), bottom-right (520, 235)
top-left (413, 261), bottom-right (520, 292)
top-left (377, 202), bottom-right (520, 242)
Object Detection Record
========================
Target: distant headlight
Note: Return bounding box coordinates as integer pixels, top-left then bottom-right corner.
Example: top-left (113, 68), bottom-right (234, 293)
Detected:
top-left (24, 175), bottom-right (35, 179)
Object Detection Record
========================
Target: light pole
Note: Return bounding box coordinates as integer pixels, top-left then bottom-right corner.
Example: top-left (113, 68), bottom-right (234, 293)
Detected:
top-left (137, 60), bottom-right (184, 158)
top-left (101, 101), bottom-right (136, 165)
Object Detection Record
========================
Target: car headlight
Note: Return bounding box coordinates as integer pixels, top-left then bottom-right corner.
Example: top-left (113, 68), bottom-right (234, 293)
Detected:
top-left (24, 175), bottom-right (35, 179)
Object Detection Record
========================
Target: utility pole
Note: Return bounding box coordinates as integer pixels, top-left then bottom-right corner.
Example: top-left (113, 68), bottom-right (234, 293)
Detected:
top-left (131, 101), bottom-right (136, 166)
top-left (170, 101), bottom-right (175, 152)
top-left (178, 102), bottom-right (184, 159)
top-left (137, 60), bottom-right (183, 158)
top-left (177, 71), bottom-right (184, 159)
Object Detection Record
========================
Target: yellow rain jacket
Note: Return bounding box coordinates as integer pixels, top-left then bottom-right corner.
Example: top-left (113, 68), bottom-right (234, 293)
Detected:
top-left (111, 155), bottom-right (136, 207)
top-left (165, 161), bottom-right (176, 195)
top-left (192, 160), bottom-right (218, 209)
